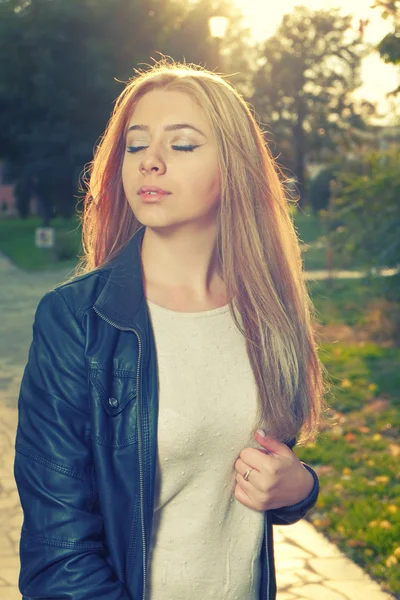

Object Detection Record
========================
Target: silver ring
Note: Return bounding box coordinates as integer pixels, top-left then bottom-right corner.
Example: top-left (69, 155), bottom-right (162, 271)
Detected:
top-left (243, 467), bottom-right (253, 481)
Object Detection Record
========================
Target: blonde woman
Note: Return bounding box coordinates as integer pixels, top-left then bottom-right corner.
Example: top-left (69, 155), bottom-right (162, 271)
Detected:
top-left (14, 61), bottom-right (324, 600)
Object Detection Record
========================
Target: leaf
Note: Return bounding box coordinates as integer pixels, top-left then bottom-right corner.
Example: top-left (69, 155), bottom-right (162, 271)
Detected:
top-left (375, 475), bottom-right (390, 484)
top-left (341, 378), bottom-right (352, 388)
top-left (348, 539), bottom-right (366, 547)
top-left (386, 555), bottom-right (398, 567)
top-left (389, 444), bottom-right (400, 457)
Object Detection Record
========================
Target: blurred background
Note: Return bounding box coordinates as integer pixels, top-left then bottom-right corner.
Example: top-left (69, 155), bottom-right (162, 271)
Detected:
top-left (0, 0), bottom-right (399, 598)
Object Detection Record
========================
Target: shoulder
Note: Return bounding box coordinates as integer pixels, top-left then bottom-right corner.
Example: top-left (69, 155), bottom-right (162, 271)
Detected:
top-left (35, 267), bottom-right (111, 327)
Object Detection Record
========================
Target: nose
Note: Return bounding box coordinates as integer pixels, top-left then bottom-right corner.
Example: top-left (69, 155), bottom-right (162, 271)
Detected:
top-left (139, 145), bottom-right (166, 175)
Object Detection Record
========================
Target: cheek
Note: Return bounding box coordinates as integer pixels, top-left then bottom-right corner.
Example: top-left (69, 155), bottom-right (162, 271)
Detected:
top-left (121, 158), bottom-right (140, 200)
top-left (121, 158), bottom-right (132, 186)
top-left (121, 160), bottom-right (128, 191)
top-left (190, 160), bottom-right (220, 200)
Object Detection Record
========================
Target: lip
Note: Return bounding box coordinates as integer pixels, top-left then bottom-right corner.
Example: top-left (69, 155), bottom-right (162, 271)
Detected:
top-left (138, 186), bottom-right (171, 195)
top-left (138, 186), bottom-right (171, 203)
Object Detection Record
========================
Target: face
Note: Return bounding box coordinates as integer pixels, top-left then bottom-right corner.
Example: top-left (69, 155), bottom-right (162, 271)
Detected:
top-left (121, 89), bottom-right (221, 230)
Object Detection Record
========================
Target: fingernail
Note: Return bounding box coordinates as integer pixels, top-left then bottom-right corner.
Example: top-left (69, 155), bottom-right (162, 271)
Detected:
top-left (257, 429), bottom-right (266, 438)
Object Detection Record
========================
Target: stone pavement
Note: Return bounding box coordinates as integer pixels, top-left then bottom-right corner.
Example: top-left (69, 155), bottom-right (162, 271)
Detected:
top-left (0, 252), bottom-right (396, 599)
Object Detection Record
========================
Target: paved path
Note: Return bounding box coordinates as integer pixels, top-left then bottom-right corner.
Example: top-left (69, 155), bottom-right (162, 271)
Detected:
top-left (0, 253), bottom-right (395, 599)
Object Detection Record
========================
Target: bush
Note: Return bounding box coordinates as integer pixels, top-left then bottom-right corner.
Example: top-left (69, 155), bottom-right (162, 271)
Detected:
top-left (308, 165), bottom-right (337, 214)
top-left (53, 230), bottom-right (80, 261)
top-left (329, 149), bottom-right (400, 315)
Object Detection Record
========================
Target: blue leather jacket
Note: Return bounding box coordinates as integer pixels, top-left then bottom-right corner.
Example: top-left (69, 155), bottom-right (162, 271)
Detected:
top-left (14, 225), bottom-right (319, 600)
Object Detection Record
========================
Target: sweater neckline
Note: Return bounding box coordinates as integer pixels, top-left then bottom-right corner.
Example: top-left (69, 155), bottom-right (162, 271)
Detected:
top-left (146, 299), bottom-right (232, 318)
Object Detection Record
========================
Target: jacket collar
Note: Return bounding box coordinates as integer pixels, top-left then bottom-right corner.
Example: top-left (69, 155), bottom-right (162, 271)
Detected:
top-left (94, 225), bottom-right (148, 332)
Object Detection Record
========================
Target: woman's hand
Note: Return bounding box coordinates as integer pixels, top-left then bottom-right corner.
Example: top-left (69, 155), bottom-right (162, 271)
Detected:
top-left (233, 429), bottom-right (314, 512)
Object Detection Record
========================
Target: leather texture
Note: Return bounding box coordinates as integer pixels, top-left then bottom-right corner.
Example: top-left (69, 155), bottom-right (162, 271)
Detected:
top-left (14, 225), bottom-right (319, 600)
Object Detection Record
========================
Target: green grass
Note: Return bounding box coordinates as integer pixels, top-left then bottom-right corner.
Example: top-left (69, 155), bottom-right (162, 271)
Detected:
top-left (308, 278), bottom-right (385, 327)
top-left (0, 216), bottom-right (81, 270)
top-left (297, 330), bottom-right (400, 597)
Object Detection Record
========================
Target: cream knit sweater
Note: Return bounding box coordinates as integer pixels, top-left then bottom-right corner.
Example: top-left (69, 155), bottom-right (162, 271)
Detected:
top-left (145, 299), bottom-right (264, 599)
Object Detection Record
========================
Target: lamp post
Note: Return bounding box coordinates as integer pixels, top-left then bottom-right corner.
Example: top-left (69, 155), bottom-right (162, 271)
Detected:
top-left (208, 15), bottom-right (228, 70)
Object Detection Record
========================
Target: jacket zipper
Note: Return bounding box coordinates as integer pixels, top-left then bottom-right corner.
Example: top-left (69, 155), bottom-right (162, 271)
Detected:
top-left (93, 308), bottom-right (148, 600)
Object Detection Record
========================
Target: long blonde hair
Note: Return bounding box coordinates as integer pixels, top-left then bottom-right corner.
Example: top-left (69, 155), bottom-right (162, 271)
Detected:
top-left (76, 59), bottom-right (326, 444)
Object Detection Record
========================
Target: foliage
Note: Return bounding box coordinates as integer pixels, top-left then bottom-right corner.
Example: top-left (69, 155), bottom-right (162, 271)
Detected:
top-left (293, 209), bottom-right (324, 244)
top-left (329, 148), bottom-right (400, 273)
top-left (251, 6), bottom-right (367, 205)
top-left (373, 1), bottom-right (400, 94)
top-left (309, 278), bottom-right (385, 326)
top-left (308, 153), bottom-right (370, 213)
top-left (0, 0), bottom-right (250, 223)
top-left (308, 165), bottom-right (338, 214)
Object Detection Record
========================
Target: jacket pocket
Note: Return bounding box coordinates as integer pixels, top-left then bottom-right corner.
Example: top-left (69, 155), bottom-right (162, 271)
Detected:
top-left (89, 367), bottom-right (138, 447)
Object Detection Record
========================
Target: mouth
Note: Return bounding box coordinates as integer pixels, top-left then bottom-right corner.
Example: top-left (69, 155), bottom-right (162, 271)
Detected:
top-left (138, 186), bottom-right (171, 195)
top-left (138, 187), bottom-right (171, 203)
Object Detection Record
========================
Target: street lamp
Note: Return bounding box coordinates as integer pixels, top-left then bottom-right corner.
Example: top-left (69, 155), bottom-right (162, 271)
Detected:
top-left (209, 16), bottom-right (228, 39)
top-left (208, 15), bottom-right (228, 70)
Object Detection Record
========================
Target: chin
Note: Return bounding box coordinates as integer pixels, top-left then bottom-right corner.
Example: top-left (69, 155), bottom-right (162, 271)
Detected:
top-left (130, 203), bottom-right (218, 231)
top-left (131, 212), bottom-right (183, 231)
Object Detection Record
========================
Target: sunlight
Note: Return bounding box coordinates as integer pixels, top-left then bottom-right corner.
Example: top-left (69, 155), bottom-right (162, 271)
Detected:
top-left (231, 0), bottom-right (392, 44)
top-left (231, 0), bottom-right (400, 120)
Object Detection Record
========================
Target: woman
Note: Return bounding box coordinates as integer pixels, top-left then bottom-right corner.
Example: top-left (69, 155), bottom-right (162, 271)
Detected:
top-left (14, 60), bottom-right (325, 600)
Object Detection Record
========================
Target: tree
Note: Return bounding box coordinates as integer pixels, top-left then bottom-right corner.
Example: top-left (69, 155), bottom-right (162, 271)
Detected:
top-left (308, 165), bottom-right (337, 214)
top-left (329, 148), bottom-right (400, 315)
top-left (373, 1), bottom-right (400, 94)
top-left (0, 0), bottom-right (251, 222)
top-left (251, 6), bottom-right (366, 207)
top-left (0, 0), bottom-right (121, 221)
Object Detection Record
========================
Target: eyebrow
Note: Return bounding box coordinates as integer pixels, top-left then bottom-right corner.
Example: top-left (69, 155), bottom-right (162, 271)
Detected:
top-left (127, 123), bottom-right (206, 137)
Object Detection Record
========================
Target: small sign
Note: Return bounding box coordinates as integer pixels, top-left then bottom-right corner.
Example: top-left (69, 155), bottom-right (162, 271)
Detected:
top-left (35, 227), bottom-right (55, 249)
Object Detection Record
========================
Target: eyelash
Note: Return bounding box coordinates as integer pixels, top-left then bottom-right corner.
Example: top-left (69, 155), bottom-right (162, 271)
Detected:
top-left (126, 145), bottom-right (198, 153)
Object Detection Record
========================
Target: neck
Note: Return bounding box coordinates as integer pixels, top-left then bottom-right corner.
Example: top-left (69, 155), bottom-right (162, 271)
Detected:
top-left (140, 224), bottom-right (226, 303)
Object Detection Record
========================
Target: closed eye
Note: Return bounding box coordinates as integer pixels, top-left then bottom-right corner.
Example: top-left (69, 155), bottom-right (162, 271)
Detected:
top-left (126, 145), bottom-right (199, 153)
top-left (126, 146), bottom-right (146, 153)
top-left (172, 145), bottom-right (198, 152)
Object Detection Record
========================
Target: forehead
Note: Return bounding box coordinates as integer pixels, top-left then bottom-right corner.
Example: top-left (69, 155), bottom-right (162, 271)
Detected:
top-left (128, 89), bottom-right (210, 131)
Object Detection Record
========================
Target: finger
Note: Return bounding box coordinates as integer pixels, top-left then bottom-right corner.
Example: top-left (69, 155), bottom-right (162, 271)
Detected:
top-left (235, 470), bottom-right (266, 498)
top-left (233, 483), bottom-right (255, 510)
top-left (235, 470), bottom-right (252, 490)
top-left (254, 431), bottom-right (293, 457)
top-left (239, 447), bottom-right (276, 472)
top-left (234, 483), bottom-right (265, 512)
top-left (234, 457), bottom-right (260, 479)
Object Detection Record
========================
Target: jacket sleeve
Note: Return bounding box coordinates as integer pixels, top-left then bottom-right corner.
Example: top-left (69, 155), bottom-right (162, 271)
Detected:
top-left (14, 290), bottom-right (132, 600)
top-left (270, 438), bottom-right (320, 526)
